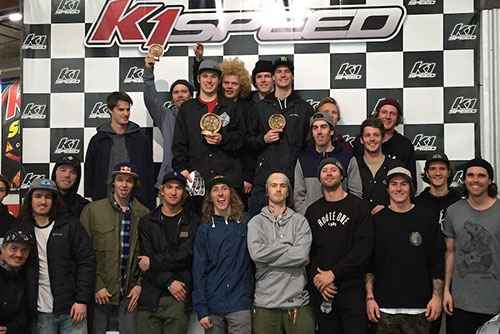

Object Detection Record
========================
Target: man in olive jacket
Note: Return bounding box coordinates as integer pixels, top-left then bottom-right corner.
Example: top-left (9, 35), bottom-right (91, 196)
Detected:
top-left (81, 163), bottom-right (149, 334)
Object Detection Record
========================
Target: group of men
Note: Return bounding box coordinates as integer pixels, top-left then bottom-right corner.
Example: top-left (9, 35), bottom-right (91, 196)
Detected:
top-left (0, 44), bottom-right (499, 334)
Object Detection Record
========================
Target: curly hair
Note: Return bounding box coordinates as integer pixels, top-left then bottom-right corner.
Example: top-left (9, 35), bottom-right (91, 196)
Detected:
top-left (201, 187), bottom-right (245, 223)
top-left (220, 57), bottom-right (252, 99)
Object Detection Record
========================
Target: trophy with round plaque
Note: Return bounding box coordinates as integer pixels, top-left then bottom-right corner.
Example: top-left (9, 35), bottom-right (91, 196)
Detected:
top-left (200, 113), bottom-right (222, 135)
top-left (148, 43), bottom-right (164, 61)
top-left (268, 114), bottom-right (286, 130)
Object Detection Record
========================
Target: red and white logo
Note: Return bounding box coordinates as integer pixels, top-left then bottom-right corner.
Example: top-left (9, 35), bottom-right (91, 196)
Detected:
top-left (85, 0), bottom-right (406, 52)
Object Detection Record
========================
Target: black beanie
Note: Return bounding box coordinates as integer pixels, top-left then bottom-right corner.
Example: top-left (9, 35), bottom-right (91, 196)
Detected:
top-left (464, 157), bottom-right (494, 180)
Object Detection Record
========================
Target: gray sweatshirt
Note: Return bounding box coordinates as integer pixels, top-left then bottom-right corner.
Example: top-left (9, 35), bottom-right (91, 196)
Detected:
top-left (247, 206), bottom-right (312, 309)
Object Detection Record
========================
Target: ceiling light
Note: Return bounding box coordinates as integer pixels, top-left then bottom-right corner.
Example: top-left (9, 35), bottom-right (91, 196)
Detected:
top-left (9, 13), bottom-right (22, 22)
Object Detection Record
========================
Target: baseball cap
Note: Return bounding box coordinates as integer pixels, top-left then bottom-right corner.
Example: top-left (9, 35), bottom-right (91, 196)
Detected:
top-left (170, 79), bottom-right (195, 95)
top-left (112, 162), bottom-right (139, 178)
top-left (425, 153), bottom-right (450, 170)
top-left (198, 60), bottom-right (222, 76)
top-left (29, 178), bottom-right (58, 194)
top-left (386, 167), bottom-right (412, 183)
top-left (54, 154), bottom-right (80, 171)
top-left (310, 112), bottom-right (335, 129)
top-left (273, 56), bottom-right (294, 74)
top-left (317, 158), bottom-right (345, 179)
top-left (206, 175), bottom-right (232, 192)
top-left (3, 227), bottom-right (36, 247)
top-left (376, 98), bottom-right (402, 116)
top-left (464, 157), bottom-right (494, 180)
top-left (162, 171), bottom-right (187, 187)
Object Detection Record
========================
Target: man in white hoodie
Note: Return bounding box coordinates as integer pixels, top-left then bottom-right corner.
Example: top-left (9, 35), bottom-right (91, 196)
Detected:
top-left (247, 172), bottom-right (314, 334)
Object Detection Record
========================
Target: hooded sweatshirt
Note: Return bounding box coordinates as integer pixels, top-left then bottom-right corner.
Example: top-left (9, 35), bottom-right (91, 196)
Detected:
top-left (414, 187), bottom-right (461, 229)
top-left (84, 121), bottom-right (155, 209)
top-left (294, 142), bottom-right (363, 215)
top-left (51, 157), bottom-right (89, 219)
top-left (247, 206), bottom-right (312, 309)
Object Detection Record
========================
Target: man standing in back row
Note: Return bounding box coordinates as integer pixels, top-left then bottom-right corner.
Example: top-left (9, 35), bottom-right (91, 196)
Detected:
top-left (246, 56), bottom-right (313, 216)
top-left (85, 91), bottom-right (155, 209)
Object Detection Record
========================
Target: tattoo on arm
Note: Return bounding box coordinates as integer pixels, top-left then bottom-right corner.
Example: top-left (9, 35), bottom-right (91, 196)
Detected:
top-left (365, 273), bottom-right (374, 285)
top-left (432, 279), bottom-right (444, 298)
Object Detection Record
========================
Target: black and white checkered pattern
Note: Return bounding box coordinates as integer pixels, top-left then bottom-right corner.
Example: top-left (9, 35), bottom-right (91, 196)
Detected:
top-left (20, 0), bottom-right (480, 194)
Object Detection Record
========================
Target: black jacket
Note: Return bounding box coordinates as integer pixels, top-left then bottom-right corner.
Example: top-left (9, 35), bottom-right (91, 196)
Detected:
top-left (84, 121), bottom-right (156, 210)
top-left (137, 206), bottom-right (202, 312)
top-left (246, 92), bottom-right (313, 186)
top-left (414, 187), bottom-right (461, 228)
top-left (22, 213), bottom-right (96, 320)
top-left (357, 155), bottom-right (404, 209)
top-left (353, 131), bottom-right (417, 187)
top-left (0, 265), bottom-right (27, 334)
top-left (172, 95), bottom-right (246, 188)
top-left (51, 159), bottom-right (89, 219)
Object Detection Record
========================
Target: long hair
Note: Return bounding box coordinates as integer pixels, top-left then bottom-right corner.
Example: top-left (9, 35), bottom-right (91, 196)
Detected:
top-left (220, 58), bottom-right (252, 99)
top-left (461, 182), bottom-right (498, 198)
top-left (201, 187), bottom-right (244, 223)
top-left (19, 190), bottom-right (66, 222)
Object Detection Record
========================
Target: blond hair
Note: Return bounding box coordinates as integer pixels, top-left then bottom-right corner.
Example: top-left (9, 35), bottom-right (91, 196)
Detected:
top-left (220, 57), bottom-right (251, 98)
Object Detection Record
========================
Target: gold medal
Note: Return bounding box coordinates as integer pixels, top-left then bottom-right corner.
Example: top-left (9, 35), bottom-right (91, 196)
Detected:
top-left (200, 113), bottom-right (222, 135)
top-left (268, 114), bottom-right (286, 130)
top-left (148, 43), bottom-right (164, 61)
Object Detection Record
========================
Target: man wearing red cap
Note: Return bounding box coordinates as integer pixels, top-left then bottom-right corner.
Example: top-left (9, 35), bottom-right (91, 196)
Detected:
top-left (443, 158), bottom-right (500, 333)
top-left (81, 163), bottom-right (149, 334)
top-left (353, 98), bottom-right (416, 186)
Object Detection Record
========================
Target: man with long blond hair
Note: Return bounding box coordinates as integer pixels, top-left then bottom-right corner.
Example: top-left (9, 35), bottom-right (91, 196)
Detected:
top-left (192, 176), bottom-right (253, 334)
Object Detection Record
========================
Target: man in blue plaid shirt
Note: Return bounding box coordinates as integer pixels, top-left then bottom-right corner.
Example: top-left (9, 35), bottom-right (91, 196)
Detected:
top-left (81, 162), bottom-right (149, 334)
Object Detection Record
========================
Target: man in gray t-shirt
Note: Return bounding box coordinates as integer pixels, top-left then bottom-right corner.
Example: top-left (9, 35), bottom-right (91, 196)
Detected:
top-left (443, 158), bottom-right (500, 334)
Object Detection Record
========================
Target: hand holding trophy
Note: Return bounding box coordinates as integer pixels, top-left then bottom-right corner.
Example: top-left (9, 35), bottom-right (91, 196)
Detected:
top-left (148, 43), bottom-right (164, 62)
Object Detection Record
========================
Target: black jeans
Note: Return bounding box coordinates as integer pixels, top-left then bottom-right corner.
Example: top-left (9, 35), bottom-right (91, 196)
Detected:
top-left (446, 308), bottom-right (495, 334)
top-left (311, 285), bottom-right (366, 334)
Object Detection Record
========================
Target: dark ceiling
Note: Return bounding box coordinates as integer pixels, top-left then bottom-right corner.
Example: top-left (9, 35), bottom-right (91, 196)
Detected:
top-left (0, 0), bottom-right (21, 79)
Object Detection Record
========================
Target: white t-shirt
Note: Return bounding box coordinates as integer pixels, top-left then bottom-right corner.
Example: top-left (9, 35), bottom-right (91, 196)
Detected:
top-left (35, 221), bottom-right (55, 313)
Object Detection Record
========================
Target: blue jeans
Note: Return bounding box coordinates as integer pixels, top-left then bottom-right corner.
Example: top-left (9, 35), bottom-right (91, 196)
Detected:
top-left (32, 312), bottom-right (87, 334)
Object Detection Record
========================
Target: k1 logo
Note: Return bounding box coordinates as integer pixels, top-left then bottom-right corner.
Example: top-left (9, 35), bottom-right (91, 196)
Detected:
top-left (54, 137), bottom-right (80, 154)
top-left (55, 0), bottom-right (81, 14)
top-left (335, 63), bottom-right (363, 80)
top-left (55, 68), bottom-right (81, 84)
top-left (22, 34), bottom-right (47, 50)
top-left (413, 134), bottom-right (437, 152)
top-left (449, 23), bottom-right (477, 41)
top-left (408, 61), bottom-right (436, 79)
top-left (22, 103), bottom-right (47, 119)
top-left (449, 97), bottom-right (477, 114)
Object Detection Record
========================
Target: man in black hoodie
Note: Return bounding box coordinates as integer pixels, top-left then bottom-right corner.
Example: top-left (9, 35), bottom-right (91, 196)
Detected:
top-left (413, 153), bottom-right (460, 334)
top-left (414, 153), bottom-right (461, 231)
top-left (51, 155), bottom-right (89, 219)
top-left (85, 91), bottom-right (155, 209)
top-left (246, 56), bottom-right (313, 216)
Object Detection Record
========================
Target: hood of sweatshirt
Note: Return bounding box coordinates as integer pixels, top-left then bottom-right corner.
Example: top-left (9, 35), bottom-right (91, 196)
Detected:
top-left (96, 121), bottom-right (140, 135)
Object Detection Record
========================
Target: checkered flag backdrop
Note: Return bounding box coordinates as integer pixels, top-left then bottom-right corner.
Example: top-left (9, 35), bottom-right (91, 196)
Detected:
top-left (20, 0), bottom-right (480, 196)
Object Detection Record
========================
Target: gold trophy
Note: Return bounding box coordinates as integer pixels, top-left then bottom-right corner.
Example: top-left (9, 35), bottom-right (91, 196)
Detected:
top-left (200, 113), bottom-right (222, 135)
top-left (148, 43), bottom-right (164, 61)
top-left (268, 114), bottom-right (286, 130)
